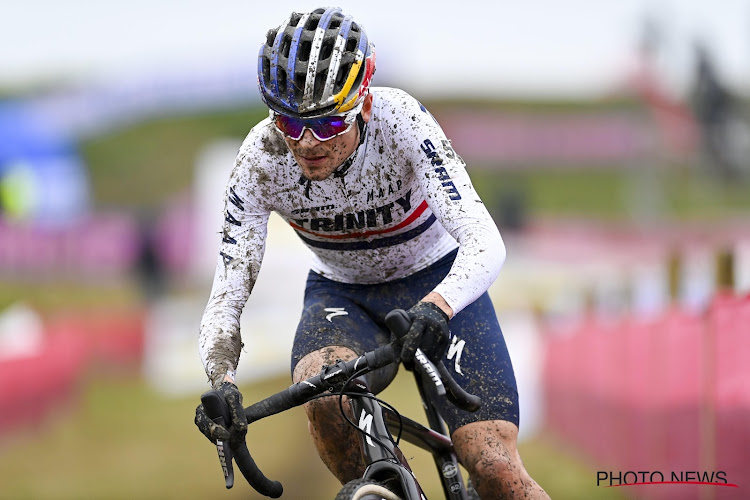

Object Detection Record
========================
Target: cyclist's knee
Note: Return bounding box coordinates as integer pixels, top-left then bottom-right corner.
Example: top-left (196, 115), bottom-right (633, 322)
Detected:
top-left (293, 346), bottom-right (358, 425)
top-left (293, 346), bottom-right (358, 381)
top-left (304, 388), bottom-right (345, 425)
top-left (462, 437), bottom-right (518, 487)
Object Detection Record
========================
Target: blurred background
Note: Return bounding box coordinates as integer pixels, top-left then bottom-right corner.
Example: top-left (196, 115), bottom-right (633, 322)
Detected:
top-left (1, 1), bottom-right (748, 499)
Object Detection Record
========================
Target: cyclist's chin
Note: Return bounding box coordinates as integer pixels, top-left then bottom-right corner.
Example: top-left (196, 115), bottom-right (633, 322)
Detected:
top-left (298, 158), bottom-right (340, 181)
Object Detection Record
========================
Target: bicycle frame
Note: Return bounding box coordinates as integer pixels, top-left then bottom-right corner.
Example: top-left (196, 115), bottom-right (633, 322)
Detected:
top-left (346, 366), bottom-right (472, 500)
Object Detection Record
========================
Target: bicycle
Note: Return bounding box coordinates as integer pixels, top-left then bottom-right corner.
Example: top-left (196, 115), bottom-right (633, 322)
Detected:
top-left (201, 309), bottom-right (483, 499)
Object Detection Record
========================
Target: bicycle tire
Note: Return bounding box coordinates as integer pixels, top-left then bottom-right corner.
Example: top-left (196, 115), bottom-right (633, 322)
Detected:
top-left (335, 479), bottom-right (402, 500)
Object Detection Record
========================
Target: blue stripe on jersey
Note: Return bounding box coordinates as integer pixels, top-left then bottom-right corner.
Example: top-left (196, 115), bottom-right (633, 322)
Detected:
top-left (296, 215), bottom-right (437, 250)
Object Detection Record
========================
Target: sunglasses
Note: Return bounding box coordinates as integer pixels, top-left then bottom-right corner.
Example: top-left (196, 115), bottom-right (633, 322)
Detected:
top-left (271, 102), bottom-right (363, 142)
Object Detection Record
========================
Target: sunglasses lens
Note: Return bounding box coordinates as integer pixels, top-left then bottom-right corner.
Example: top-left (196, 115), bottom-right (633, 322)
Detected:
top-left (310, 116), bottom-right (350, 140)
top-left (274, 114), bottom-right (306, 140)
top-left (274, 114), bottom-right (352, 141)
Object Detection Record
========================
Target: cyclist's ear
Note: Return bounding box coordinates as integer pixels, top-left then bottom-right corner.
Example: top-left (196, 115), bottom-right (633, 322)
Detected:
top-left (361, 93), bottom-right (374, 123)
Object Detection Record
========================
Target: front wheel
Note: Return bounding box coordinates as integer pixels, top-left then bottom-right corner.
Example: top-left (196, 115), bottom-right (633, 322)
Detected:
top-left (335, 479), bottom-right (402, 500)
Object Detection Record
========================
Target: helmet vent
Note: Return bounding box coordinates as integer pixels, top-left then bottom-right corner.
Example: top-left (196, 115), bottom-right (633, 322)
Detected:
top-left (290, 13), bottom-right (303, 26)
top-left (345, 37), bottom-right (357, 53)
top-left (299, 40), bottom-right (312, 62)
top-left (261, 57), bottom-right (271, 85)
top-left (277, 69), bottom-right (287, 95)
top-left (294, 72), bottom-right (306, 96)
top-left (335, 67), bottom-right (346, 87)
top-left (320, 40), bottom-right (333, 61)
top-left (304, 14), bottom-right (321, 31)
top-left (280, 34), bottom-right (292, 58)
top-left (266, 29), bottom-right (277, 47)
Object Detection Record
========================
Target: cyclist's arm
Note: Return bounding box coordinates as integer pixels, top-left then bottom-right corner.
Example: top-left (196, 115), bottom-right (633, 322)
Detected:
top-left (394, 92), bottom-right (505, 316)
top-left (199, 154), bottom-right (271, 389)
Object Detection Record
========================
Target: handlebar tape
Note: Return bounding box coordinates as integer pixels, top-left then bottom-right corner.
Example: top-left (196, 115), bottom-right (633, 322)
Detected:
top-left (245, 386), bottom-right (304, 424)
top-left (232, 441), bottom-right (283, 498)
top-left (365, 343), bottom-right (399, 368)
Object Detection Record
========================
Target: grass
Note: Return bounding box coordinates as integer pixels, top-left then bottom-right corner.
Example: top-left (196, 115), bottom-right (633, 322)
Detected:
top-left (470, 166), bottom-right (750, 224)
top-left (80, 107), bottom-right (267, 210)
top-left (0, 374), bottom-right (336, 500)
top-left (0, 369), bottom-right (625, 500)
top-left (0, 280), bottom-right (141, 314)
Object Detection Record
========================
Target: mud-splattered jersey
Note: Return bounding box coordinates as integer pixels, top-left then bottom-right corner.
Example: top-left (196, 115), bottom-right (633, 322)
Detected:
top-left (199, 87), bottom-right (506, 387)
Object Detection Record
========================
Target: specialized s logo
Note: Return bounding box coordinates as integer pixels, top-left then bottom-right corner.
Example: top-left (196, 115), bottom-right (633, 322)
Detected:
top-left (324, 307), bottom-right (348, 322)
top-left (420, 139), bottom-right (461, 201)
top-left (447, 336), bottom-right (466, 375)
top-left (358, 409), bottom-right (375, 447)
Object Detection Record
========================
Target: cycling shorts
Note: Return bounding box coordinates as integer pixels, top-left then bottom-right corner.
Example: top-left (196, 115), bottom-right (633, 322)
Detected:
top-left (290, 249), bottom-right (520, 430)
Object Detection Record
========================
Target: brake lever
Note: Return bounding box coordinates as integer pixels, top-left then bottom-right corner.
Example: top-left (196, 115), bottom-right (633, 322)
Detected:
top-left (436, 360), bottom-right (482, 412)
top-left (200, 390), bottom-right (235, 489)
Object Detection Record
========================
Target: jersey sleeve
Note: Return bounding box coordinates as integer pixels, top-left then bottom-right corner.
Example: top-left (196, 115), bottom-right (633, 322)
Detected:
top-left (198, 152), bottom-right (271, 388)
top-left (387, 91), bottom-right (506, 314)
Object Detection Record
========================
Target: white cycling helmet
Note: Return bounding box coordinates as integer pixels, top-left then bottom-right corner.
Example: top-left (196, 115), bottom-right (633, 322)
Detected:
top-left (257, 7), bottom-right (376, 118)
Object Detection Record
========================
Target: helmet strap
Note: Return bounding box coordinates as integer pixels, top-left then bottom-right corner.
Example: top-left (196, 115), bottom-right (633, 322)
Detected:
top-left (333, 114), bottom-right (366, 179)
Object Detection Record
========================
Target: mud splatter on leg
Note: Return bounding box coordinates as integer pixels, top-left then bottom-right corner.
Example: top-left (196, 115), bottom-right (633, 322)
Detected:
top-left (454, 420), bottom-right (550, 499)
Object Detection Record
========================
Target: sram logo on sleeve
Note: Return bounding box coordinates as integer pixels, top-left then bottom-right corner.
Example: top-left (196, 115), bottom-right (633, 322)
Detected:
top-left (420, 139), bottom-right (462, 201)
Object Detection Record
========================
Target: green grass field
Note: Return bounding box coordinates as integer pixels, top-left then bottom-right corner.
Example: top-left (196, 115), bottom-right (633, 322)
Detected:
top-left (0, 371), bottom-right (626, 500)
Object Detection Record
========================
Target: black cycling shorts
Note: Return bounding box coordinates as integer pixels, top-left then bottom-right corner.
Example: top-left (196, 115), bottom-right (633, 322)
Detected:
top-left (290, 249), bottom-right (520, 430)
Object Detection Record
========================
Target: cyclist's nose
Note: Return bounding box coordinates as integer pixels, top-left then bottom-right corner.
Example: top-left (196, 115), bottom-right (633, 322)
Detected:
top-left (298, 128), bottom-right (320, 145)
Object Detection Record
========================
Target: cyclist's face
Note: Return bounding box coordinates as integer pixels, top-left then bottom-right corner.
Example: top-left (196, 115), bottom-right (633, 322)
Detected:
top-left (284, 94), bottom-right (372, 181)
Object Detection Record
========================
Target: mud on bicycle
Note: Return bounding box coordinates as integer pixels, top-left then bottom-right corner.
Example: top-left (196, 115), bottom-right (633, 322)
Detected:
top-left (200, 309), bottom-right (482, 499)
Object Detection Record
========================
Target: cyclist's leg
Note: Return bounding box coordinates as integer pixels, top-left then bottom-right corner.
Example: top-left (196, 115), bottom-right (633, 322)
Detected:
top-left (293, 345), bottom-right (363, 484)
top-left (453, 420), bottom-right (548, 499)
top-left (290, 271), bottom-right (397, 484)
top-left (436, 292), bottom-right (550, 500)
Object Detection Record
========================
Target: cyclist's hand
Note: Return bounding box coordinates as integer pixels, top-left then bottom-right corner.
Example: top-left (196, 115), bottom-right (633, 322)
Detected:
top-left (195, 381), bottom-right (248, 447)
top-left (399, 301), bottom-right (450, 364)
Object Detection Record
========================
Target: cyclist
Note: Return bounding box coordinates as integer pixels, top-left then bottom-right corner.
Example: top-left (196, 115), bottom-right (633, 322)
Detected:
top-left (195, 7), bottom-right (549, 499)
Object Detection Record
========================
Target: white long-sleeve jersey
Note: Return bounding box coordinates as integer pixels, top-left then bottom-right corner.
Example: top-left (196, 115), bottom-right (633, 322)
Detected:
top-left (199, 87), bottom-right (506, 387)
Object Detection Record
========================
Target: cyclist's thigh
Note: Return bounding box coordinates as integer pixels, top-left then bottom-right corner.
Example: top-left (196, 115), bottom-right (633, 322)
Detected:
top-left (291, 273), bottom-right (396, 392)
top-left (435, 291), bottom-right (520, 432)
